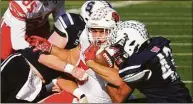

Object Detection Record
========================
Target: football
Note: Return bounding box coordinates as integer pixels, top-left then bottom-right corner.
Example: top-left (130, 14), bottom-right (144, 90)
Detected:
top-left (95, 48), bottom-right (114, 68)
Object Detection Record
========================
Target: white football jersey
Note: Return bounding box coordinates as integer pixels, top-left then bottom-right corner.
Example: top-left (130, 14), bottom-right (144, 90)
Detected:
top-left (77, 29), bottom-right (112, 103)
top-left (3, 0), bottom-right (65, 28)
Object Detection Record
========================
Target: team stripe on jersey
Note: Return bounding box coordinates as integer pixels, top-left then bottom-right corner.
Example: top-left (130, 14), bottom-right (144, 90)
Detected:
top-left (58, 16), bottom-right (67, 29)
top-left (123, 69), bottom-right (152, 82)
top-left (119, 65), bottom-right (141, 74)
top-left (61, 13), bottom-right (73, 27)
top-left (66, 13), bottom-right (74, 25)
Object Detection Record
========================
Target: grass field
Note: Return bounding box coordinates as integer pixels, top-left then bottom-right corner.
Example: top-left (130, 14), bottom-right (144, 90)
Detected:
top-left (0, 0), bottom-right (192, 101)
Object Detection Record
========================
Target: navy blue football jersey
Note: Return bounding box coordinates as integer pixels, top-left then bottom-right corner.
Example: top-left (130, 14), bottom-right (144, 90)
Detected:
top-left (119, 37), bottom-right (192, 103)
top-left (53, 13), bottom-right (86, 49)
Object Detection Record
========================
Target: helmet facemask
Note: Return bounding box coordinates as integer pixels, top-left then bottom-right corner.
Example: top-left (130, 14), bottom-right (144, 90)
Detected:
top-left (109, 20), bottom-right (149, 66)
top-left (109, 35), bottom-right (131, 67)
top-left (86, 7), bottom-right (119, 48)
top-left (86, 27), bottom-right (113, 48)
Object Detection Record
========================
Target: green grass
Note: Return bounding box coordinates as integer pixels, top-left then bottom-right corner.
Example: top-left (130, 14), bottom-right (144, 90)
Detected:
top-left (1, 0), bottom-right (192, 101)
top-left (172, 46), bottom-right (192, 53)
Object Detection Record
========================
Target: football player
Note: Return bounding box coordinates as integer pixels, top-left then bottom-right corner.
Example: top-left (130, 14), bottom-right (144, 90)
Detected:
top-left (27, 7), bottom-right (119, 103)
top-left (1, 1), bottom-right (113, 103)
top-left (1, 0), bottom-right (65, 61)
top-left (34, 1), bottom-right (114, 103)
top-left (84, 20), bottom-right (193, 103)
top-left (48, 0), bottom-right (113, 49)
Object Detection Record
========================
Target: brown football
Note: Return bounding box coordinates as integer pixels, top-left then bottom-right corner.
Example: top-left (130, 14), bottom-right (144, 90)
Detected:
top-left (95, 48), bottom-right (114, 68)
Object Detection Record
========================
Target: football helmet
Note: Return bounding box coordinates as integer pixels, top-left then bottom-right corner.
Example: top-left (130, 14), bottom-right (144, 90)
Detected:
top-left (86, 7), bottom-right (120, 47)
top-left (80, 0), bottom-right (112, 22)
top-left (110, 20), bottom-right (149, 59)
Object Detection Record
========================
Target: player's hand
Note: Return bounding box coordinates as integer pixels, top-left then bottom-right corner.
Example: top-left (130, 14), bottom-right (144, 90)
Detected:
top-left (84, 44), bottom-right (100, 63)
top-left (27, 36), bottom-right (52, 53)
top-left (105, 44), bottom-right (124, 67)
top-left (52, 85), bottom-right (62, 93)
top-left (71, 67), bottom-right (88, 81)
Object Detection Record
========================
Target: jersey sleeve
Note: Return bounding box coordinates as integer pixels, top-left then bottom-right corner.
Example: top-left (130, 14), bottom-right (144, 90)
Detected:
top-left (54, 13), bottom-right (85, 49)
top-left (10, 16), bottom-right (29, 50)
top-left (7, 1), bottom-right (30, 50)
top-left (119, 58), bottom-right (152, 88)
top-left (9, 1), bottom-right (27, 21)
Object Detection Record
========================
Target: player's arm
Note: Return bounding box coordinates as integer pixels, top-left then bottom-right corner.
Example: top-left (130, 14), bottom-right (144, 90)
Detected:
top-left (84, 44), bottom-right (122, 86)
top-left (86, 60), bottom-right (122, 86)
top-left (38, 54), bottom-right (68, 72)
top-left (27, 36), bottom-right (87, 81)
top-left (27, 35), bottom-right (76, 62)
top-left (106, 81), bottom-right (133, 103)
top-left (10, 18), bottom-right (29, 50)
top-left (8, 1), bottom-right (29, 50)
top-left (56, 77), bottom-right (88, 102)
top-left (50, 45), bottom-right (70, 62)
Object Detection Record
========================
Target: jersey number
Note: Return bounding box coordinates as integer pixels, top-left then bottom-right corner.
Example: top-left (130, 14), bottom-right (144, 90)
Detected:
top-left (22, 0), bottom-right (37, 13)
top-left (157, 46), bottom-right (179, 82)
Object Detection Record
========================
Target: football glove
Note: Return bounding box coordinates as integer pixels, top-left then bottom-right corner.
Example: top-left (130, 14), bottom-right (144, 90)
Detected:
top-left (27, 36), bottom-right (52, 53)
top-left (83, 44), bottom-right (100, 63)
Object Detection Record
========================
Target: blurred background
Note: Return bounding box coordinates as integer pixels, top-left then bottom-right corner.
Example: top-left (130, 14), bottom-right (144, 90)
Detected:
top-left (0, 0), bottom-right (192, 100)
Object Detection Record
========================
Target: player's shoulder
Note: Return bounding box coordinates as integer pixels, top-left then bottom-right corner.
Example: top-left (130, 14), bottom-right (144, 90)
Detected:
top-left (9, 0), bottom-right (42, 20)
top-left (127, 37), bottom-right (170, 64)
top-left (54, 12), bottom-right (85, 37)
top-left (69, 13), bottom-right (85, 24)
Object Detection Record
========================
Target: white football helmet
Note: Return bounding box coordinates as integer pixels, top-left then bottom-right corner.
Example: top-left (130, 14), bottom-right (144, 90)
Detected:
top-left (110, 20), bottom-right (149, 58)
top-left (86, 7), bottom-right (120, 47)
top-left (80, 0), bottom-right (112, 22)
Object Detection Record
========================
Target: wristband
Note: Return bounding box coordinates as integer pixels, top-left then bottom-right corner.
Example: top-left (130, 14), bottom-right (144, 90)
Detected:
top-left (64, 63), bottom-right (75, 74)
top-left (52, 79), bottom-right (57, 85)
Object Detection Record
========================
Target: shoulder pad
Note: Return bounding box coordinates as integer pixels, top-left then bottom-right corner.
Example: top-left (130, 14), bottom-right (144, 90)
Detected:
top-left (9, 1), bottom-right (27, 20)
top-left (54, 13), bottom-right (85, 37)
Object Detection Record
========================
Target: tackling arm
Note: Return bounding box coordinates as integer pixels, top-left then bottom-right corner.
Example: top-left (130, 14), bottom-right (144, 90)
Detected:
top-left (27, 36), bottom-right (87, 81)
top-left (86, 60), bottom-right (122, 87)
top-left (106, 81), bottom-right (133, 103)
top-left (38, 54), bottom-right (68, 72)
top-left (51, 45), bottom-right (80, 65)
top-left (8, 1), bottom-right (30, 50)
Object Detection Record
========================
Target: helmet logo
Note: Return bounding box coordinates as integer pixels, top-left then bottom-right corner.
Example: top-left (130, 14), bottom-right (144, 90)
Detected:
top-left (112, 12), bottom-right (120, 23)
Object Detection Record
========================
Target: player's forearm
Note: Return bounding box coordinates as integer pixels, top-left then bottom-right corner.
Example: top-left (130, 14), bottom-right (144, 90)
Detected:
top-left (106, 82), bottom-right (132, 103)
top-left (87, 60), bottom-right (122, 86)
top-left (57, 77), bottom-right (77, 94)
top-left (106, 84), bottom-right (117, 102)
top-left (11, 19), bottom-right (29, 50)
top-left (38, 54), bottom-right (67, 72)
top-left (50, 45), bottom-right (70, 62)
top-left (11, 37), bottom-right (29, 50)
